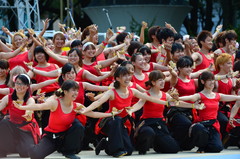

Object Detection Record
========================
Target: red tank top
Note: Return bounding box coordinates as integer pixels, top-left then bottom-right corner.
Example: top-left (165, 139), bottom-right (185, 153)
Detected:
top-left (132, 73), bottom-right (149, 90)
top-left (75, 82), bottom-right (84, 104)
top-left (131, 73), bottom-right (149, 105)
top-left (197, 92), bottom-right (221, 132)
top-left (75, 68), bottom-right (85, 82)
top-left (108, 88), bottom-right (133, 118)
top-left (34, 64), bottom-right (59, 93)
top-left (150, 44), bottom-right (160, 63)
top-left (193, 51), bottom-right (213, 72)
top-left (217, 79), bottom-right (232, 95)
top-left (9, 51), bottom-right (31, 71)
top-left (143, 62), bottom-right (154, 73)
top-left (141, 92), bottom-right (166, 119)
top-left (7, 94), bottom-right (34, 124)
top-left (82, 61), bottom-right (100, 85)
top-left (44, 99), bottom-right (77, 133)
top-left (48, 51), bottom-right (67, 67)
top-left (175, 78), bottom-right (196, 103)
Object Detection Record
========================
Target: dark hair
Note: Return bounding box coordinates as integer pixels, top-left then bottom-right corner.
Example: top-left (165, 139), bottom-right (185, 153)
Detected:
top-left (138, 45), bottom-right (151, 56)
top-left (197, 30), bottom-right (212, 48)
top-left (116, 32), bottom-right (128, 45)
top-left (120, 60), bottom-right (132, 66)
top-left (12, 74), bottom-right (31, 102)
top-left (58, 63), bottom-right (77, 86)
top-left (127, 41), bottom-right (143, 56)
top-left (145, 70), bottom-right (165, 87)
top-left (0, 37), bottom-right (6, 44)
top-left (222, 30), bottom-right (238, 46)
top-left (131, 53), bottom-right (143, 63)
top-left (214, 31), bottom-right (225, 48)
top-left (55, 80), bottom-right (79, 97)
top-left (156, 27), bottom-right (174, 44)
top-left (0, 60), bottom-right (10, 85)
top-left (176, 56), bottom-right (193, 69)
top-left (197, 71), bottom-right (215, 92)
top-left (71, 39), bottom-right (82, 48)
top-left (148, 26), bottom-right (161, 42)
top-left (171, 43), bottom-right (184, 55)
top-left (68, 48), bottom-right (83, 66)
top-left (34, 46), bottom-right (49, 62)
top-left (113, 66), bottom-right (130, 89)
top-left (174, 33), bottom-right (183, 41)
top-left (234, 60), bottom-right (240, 72)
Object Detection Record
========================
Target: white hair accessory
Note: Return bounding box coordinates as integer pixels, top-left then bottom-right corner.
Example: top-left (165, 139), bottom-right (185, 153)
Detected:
top-left (19, 74), bottom-right (31, 85)
top-left (82, 42), bottom-right (94, 51)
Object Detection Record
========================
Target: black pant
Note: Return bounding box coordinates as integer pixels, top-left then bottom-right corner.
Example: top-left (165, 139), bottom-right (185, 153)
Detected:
top-left (217, 111), bottom-right (229, 139)
top-left (101, 116), bottom-right (133, 156)
top-left (135, 118), bottom-right (180, 153)
top-left (29, 119), bottom-right (85, 159)
top-left (168, 113), bottom-right (194, 150)
top-left (0, 119), bottom-right (35, 157)
top-left (191, 123), bottom-right (223, 152)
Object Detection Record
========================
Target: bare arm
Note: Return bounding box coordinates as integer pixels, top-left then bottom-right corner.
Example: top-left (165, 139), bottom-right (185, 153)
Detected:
top-left (15, 96), bottom-right (57, 111)
top-left (83, 82), bottom-right (109, 92)
top-left (30, 79), bottom-right (58, 92)
top-left (83, 70), bottom-right (112, 82)
top-left (220, 94), bottom-right (240, 102)
top-left (38, 18), bottom-right (50, 38)
top-left (0, 41), bottom-right (26, 60)
top-left (0, 95), bottom-right (8, 111)
top-left (179, 93), bottom-right (200, 102)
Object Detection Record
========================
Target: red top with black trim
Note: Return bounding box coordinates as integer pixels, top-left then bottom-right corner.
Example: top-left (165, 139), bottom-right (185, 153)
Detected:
top-left (44, 98), bottom-right (77, 133)
top-left (141, 92), bottom-right (166, 119)
top-left (196, 92), bottom-right (221, 132)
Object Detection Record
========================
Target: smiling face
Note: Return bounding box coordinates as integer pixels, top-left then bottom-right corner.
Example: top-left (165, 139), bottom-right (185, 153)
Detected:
top-left (152, 78), bottom-right (165, 89)
top-left (0, 67), bottom-right (8, 78)
top-left (63, 68), bottom-right (76, 81)
top-left (13, 35), bottom-right (24, 48)
top-left (83, 45), bottom-right (96, 58)
top-left (53, 35), bottom-right (65, 48)
top-left (64, 88), bottom-right (79, 101)
top-left (179, 66), bottom-right (193, 76)
top-left (132, 54), bottom-right (145, 70)
top-left (14, 78), bottom-right (29, 94)
top-left (35, 52), bottom-right (46, 63)
top-left (201, 36), bottom-right (213, 50)
top-left (68, 51), bottom-right (80, 65)
top-left (203, 79), bottom-right (215, 90)
top-left (220, 59), bottom-right (233, 73)
top-left (116, 73), bottom-right (132, 87)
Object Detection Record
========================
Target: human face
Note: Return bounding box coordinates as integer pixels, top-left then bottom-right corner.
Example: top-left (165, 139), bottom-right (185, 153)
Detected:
top-left (220, 60), bottom-right (232, 73)
top-left (14, 35), bottom-right (24, 48)
top-left (179, 66), bottom-right (192, 76)
top-left (63, 68), bottom-right (76, 81)
top-left (64, 88), bottom-right (79, 101)
top-left (92, 34), bottom-right (98, 44)
top-left (116, 74), bottom-right (132, 87)
top-left (172, 49), bottom-right (185, 62)
top-left (125, 64), bottom-right (134, 75)
top-left (53, 35), bottom-right (64, 48)
top-left (201, 36), bottom-right (213, 50)
top-left (35, 52), bottom-right (46, 63)
top-left (143, 53), bottom-right (151, 63)
top-left (164, 37), bottom-right (174, 45)
top-left (68, 51), bottom-right (80, 65)
top-left (0, 68), bottom-right (8, 78)
top-left (153, 78), bottom-right (165, 89)
top-left (203, 79), bottom-right (215, 90)
top-left (133, 54), bottom-right (145, 70)
top-left (190, 39), bottom-right (200, 52)
top-left (14, 79), bottom-right (29, 93)
top-left (83, 46), bottom-right (96, 58)
top-left (46, 39), bottom-right (54, 50)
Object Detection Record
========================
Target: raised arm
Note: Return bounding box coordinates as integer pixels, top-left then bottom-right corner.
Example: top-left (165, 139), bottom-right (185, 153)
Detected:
top-left (38, 18), bottom-right (50, 38)
top-left (44, 47), bottom-right (68, 65)
top-left (140, 21), bottom-right (148, 44)
top-left (83, 70), bottom-right (112, 82)
top-left (220, 94), bottom-right (240, 102)
top-left (179, 93), bottom-right (200, 102)
top-left (30, 79), bottom-right (58, 92)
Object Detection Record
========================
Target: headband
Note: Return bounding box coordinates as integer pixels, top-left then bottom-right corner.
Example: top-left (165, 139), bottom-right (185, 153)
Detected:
top-left (82, 42), bottom-right (94, 51)
top-left (19, 74), bottom-right (31, 84)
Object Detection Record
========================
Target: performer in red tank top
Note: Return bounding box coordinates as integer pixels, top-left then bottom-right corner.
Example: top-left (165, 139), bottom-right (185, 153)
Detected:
top-left (16, 80), bottom-right (115, 159)
top-left (0, 74), bottom-right (40, 158)
top-left (179, 71), bottom-right (240, 153)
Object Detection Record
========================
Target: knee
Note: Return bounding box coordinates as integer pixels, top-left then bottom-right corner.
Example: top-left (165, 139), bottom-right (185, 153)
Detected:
top-left (28, 149), bottom-right (42, 159)
top-left (207, 144), bottom-right (223, 153)
top-left (139, 126), bottom-right (155, 137)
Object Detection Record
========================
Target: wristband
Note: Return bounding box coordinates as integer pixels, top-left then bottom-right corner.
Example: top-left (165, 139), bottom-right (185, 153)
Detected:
top-left (192, 104), bottom-right (194, 109)
top-left (102, 41), bottom-right (108, 46)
